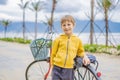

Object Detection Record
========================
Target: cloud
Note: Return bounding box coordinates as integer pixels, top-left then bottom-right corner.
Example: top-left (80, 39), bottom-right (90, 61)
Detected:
top-left (56, 0), bottom-right (81, 12)
top-left (110, 10), bottom-right (120, 23)
top-left (0, 0), bottom-right (120, 23)
top-left (45, 0), bottom-right (91, 12)
top-left (0, 13), bottom-right (18, 21)
top-left (0, 0), bottom-right (8, 5)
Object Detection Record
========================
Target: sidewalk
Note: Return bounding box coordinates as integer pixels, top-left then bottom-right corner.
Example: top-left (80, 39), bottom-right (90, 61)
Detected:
top-left (0, 41), bottom-right (120, 80)
top-left (0, 41), bottom-right (33, 80)
top-left (95, 53), bottom-right (120, 80)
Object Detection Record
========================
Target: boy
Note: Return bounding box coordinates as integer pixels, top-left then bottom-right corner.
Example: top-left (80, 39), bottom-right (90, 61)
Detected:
top-left (50, 15), bottom-right (90, 80)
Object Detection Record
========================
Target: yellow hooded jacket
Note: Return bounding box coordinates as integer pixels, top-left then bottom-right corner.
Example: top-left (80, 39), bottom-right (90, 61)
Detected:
top-left (50, 34), bottom-right (85, 68)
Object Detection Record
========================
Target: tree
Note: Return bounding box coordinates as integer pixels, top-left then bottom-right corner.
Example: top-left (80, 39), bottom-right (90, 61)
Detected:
top-left (18, 0), bottom-right (29, 39)
top-left (97, 0), bottom-right (119, 46)
top-left (29, 0), bottom-right (43, 39)
top-left (0, 20), bottom-right (11, 38)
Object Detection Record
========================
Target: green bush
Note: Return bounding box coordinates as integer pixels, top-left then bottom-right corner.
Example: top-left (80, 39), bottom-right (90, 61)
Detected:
top-left (84, 44), bottom-right (97, 53)
top-left (84, 44), bottom-right (90, 52)
top-left (117, 45), bottom-right (120, 50)
top-left (88, 46), bottom-right (96, 53)
top-left (84, 44), bottom-right (115, 54)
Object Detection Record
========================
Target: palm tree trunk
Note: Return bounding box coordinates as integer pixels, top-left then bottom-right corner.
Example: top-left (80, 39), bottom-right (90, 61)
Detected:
top-left (50, 0), bottom-right (56, 32)
top-left (4, 26), bottom-right (7, 38)
top-left (35, 11), bottom-right (38, 39)
top-left (50, 10), bottom-right (53, 32)
top-left (90, 0), bottom-right (94, 44)
top-left (104, 9), bottom-right (109, 46)
top-left (23, 9), bottom-right (25, 39)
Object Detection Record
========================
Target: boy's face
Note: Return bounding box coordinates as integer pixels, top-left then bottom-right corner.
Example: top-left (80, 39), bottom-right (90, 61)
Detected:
top-left (61, 21), bottom-right (74, 36)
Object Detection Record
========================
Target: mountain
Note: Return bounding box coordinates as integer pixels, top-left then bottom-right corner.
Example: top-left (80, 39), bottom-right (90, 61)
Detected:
top-left (0, 20), bottom-right (120, 33)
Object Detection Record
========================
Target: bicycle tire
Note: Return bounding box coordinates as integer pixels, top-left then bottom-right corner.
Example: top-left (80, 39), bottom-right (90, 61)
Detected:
top-left (74, 65), bottom-right (101, 80)
top-left (25, 59), bottom-right (51, 80)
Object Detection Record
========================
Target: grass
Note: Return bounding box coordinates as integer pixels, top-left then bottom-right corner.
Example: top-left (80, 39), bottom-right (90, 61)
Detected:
top-left (0, 37), bottom-right (31, 44)
top-left (0, 37), bottom-right (120, 55)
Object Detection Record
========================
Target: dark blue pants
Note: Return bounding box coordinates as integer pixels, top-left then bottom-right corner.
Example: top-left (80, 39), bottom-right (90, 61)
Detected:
top-left (52, 65), bottom-right (74, 80)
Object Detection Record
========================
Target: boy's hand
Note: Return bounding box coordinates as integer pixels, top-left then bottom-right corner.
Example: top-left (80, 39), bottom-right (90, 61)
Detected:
top-left (83, 55), bottom-right (90, 66)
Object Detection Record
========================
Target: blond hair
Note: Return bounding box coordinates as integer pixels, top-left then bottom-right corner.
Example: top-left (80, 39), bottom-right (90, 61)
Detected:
top-left (61, 15), bottom-right (75, 26)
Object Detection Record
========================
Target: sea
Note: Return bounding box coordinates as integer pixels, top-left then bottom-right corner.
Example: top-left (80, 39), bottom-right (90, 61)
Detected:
top-left (0, 32), bottom-right (120, 46)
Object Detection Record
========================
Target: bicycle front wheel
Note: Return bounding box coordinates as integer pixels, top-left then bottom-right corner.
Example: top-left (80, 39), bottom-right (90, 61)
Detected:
top-left (74, 65), bottom-right (101, 80)
top-left (25, 59), bottom-right (51, 80)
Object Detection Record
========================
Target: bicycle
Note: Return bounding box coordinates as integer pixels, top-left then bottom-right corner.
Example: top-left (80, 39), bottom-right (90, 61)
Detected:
top-left (74, 55), bottom-right (101, 80)
top-left (25, 38), bottom-right (102, 80)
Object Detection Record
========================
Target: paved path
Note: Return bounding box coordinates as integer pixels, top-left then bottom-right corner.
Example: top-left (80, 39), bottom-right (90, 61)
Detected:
top-left (95, 53), bottom-right (120, 80)
top-left (0, 41), bottom-right (120, 80)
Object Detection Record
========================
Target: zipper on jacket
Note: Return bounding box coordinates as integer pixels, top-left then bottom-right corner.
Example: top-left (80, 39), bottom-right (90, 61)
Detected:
top-left (64, 36), bottom-right (70, 67)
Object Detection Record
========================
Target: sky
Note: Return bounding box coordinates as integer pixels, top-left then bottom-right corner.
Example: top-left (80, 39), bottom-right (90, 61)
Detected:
top-left (0, 0), bottom-right (120, 23)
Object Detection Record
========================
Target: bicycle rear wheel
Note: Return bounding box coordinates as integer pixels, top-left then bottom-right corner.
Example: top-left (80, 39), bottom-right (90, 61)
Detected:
top-left (25, 59), bottom-right (51, 80)
top-left (74, 65), bottom-right (101, 80)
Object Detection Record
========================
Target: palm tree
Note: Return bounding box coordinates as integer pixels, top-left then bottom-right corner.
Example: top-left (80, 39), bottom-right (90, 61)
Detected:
top-left (97, 0), bottom-right (119, 46)
top-left (18, 0), bottom-right (29, 39)
top-left (0, 20), bottom-right (11, 38)
top-left (29, 0), bottom-right (43, 39)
